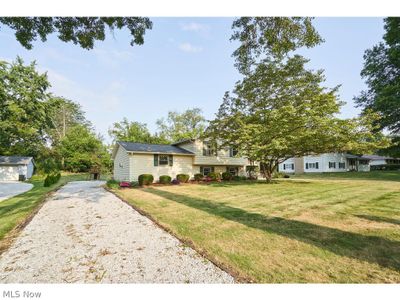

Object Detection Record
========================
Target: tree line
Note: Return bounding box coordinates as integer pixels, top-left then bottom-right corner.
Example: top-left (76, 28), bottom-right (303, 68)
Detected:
top-left (0, 17), bottom-right (399, 179)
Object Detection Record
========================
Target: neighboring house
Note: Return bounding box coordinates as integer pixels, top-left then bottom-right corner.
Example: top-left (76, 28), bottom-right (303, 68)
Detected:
top-left (362, 155), bottom-right (400, 166)
top-left (112, 140), bottom-right (250, 182)
top-left (0, 156), bottom-right (35, 181)
top-left (279, 153), bottom-right (371, 174)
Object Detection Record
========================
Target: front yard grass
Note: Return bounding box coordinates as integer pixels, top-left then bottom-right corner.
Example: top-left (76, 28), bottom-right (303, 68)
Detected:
top-left (0, 173), bottom-right (87, 246)
top-left (114, 172), bottom-right (400, 283)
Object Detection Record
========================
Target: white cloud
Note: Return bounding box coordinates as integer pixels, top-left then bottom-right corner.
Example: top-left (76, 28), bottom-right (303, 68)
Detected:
top-left (179, 43), bottom-right (203, 53)
top-left (181, 22), bottom-right (209, 32)
top-left (93, 48), bottom-right (134, 68)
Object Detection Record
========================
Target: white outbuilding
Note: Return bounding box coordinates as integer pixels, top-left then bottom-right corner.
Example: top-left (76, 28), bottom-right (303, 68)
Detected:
top-left (0, 156), bottom-right (35, 181)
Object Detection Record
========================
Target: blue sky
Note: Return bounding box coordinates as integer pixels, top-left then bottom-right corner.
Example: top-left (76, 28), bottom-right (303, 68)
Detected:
top-left (0, 17), bottom-right (385, 144)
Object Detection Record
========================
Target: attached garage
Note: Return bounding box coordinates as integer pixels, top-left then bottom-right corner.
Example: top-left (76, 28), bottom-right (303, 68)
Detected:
top-left (0, 156), bottom-right (35, 181)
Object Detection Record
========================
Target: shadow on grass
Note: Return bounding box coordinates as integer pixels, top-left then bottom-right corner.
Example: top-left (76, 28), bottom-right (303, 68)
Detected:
top-left (355, 214), bottom-right (400, 226)
top-left (144, 188), bottom-right (400, 272)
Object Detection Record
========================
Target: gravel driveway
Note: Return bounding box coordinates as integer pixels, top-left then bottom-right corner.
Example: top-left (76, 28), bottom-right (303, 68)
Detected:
top-left (0, 182), bottom-right (33, 201)
top-left (0, 181), bottom-right (233, 283)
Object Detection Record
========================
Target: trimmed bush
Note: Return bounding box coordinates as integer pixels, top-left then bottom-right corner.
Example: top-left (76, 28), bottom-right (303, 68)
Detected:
top-left (138, 174), bottom-right (154, 186)
top-left (208, 172), bottom-right (221, 181)
top-left (221, 172), bottom-right (233, 181)
top-left (159, 175), bottom-right (172, 184)
top-left (106, 179), bottom-right (120, 189)
top-left (171, 179), bottom-right (180, 185)
top-left (284, 174), bottom-right (290, 178)
top-left (194, 173), bottom-right (204, 181)
top-left (43, 172), bottom-right (61, 187)
top-left (176, 174), bottom-right (190, 183)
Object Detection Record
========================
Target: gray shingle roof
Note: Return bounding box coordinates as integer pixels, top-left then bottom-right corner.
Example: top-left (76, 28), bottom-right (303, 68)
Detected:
top-left (362, 154), bottom-right (398, 160)
top-left (0, 156), bottom-right (33, 165)
top-left (117, 141), bottom-right (194, 155)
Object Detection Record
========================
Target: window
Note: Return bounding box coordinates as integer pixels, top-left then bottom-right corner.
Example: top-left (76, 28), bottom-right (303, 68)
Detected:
top-left (227, 166), bottom-right (238, 175)
top-left (283, 163), bottom-right (294, 170)
top-left (203, 142), bottom-right (217, 156)
top-left (200, 166), bottom-right (214, 176)
top-left (159, 155), bottom-right (169, 165)
top-left (154, 154), bottom-right (173, 166)
top-left (359, 160), bottom-right (369, 165)
top-left (338, 162), bottom-right (345, 169)
top-left (306, 162), bottom-right (319, 169)
top-left (229, 147), bottom-right (238, 157)
top-left (329, 162), bottom-right (336, 169)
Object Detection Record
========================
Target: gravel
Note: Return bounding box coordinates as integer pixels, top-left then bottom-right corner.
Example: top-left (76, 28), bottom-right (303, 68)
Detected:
top-left (0, 181), bottom-right (234, 283)
top-left (0, 182), bottom-right (33, 202)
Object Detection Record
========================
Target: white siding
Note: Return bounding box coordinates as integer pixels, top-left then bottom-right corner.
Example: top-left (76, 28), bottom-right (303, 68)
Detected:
top-left (26, 161), bottom-right (34, 179)
top-left (370, 159), bottom-right (387, 166)
top-left (113, 145), bottom-right (130, 181)
top-left (0, 166), bottom-right (20, 181)
top-left (178, 140), bottom-right (249, 166)
top-left (130, 154), bottom-right (196, 182)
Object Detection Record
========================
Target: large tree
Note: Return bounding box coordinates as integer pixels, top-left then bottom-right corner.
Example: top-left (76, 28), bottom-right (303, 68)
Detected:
top-left (57, 125), bottom-right (111, 173)
top-left (108, 118), bottom-right (166, 144)
top-left (355, 17), bottom-right (400, 134)
top-left (46, 96), bottom-right (90, 145)
top-left (0, 57), bottom-right (51, 156)
top-left (206, 17), bottom-right (388, 181)
top-left (0, 17), bottom-right (152, 50)
top-left (156, 108), bottom-right (207, 143)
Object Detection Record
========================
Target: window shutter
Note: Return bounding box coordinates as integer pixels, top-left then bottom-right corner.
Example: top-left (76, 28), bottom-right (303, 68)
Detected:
top-left (316, 162), bottom-right (319, 169)
top-left (306, 163), bottom-right (309, 169)
top-left (154, 154), bottom-right (159, 166)
top-left (211, 166), bottom-right (215, 173)
top-left (200, 166), bottom-right (203, 174)
top-left (169, 155), bottom-right (173, 166)
top-left (283, 164), bottom-right (286, 170)
top-left (292, 163), bottom-right (294, 170)
top-left (203, 147), bottom-right (206, 156)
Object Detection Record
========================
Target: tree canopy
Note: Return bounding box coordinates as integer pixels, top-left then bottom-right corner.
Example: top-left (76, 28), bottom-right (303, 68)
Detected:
top-left (354, 17), bottom-right (400, 135)
top-left (0, 17), bottom-right (152, 50)
top-left (206, 17), bottom-right (388, 181)
top-left (108, 118), bottom-right (166, 144)
top-left (0, 57), bottom-right (51, 156)
top-left (156, 108), bottom-right (207, 143)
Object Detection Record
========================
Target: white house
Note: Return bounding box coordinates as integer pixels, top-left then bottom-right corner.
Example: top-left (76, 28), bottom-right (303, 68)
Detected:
top-left (0, 156), bottom-right (35, 181)
top-left (279, 153), bottom-right (371, 174)
top-left (112, 140), bottom-right (250, 182)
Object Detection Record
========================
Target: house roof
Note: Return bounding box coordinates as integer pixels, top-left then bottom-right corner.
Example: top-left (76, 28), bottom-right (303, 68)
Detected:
top-left (362, 154), bottom-right (398, 160)
top-left (345, 154), bottom-right (370, 160)
top-left (0, 156), bottom-right (34, 165)
top-left (117, 141), bottom-right (195, 155)
top-left (171, 138), bottom-right (195, 146)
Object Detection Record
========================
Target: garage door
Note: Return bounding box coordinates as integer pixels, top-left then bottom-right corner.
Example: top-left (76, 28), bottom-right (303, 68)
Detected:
top-left (0, 166), bottom-right (20, 181)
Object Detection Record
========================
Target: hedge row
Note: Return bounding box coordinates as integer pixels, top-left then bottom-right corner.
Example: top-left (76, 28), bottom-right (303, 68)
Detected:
top-left (43, 172), bottom-right (61, 187)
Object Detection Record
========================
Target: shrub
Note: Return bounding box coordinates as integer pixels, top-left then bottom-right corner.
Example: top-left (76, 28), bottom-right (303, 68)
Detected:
top-left (221, 172), bottom-right (233, 181)
top-left (208, 172), bottom-right (221, 181)
top-left (284, 174), bottom-right (290, 178)
top-left (273, 172), bottom-right (285, 178)
top-left (171, 179), bottom-right (180, 185)
top-left (159, 175), bottom-right (172, 184)
top-left (194, 173), bottom-right (204, 181)
top-left (43, 172), bottom-right (61, 187)
top-left (106, 179), bottom-right (120, 189)
top-left (138, 174), bottom-right (154, 186)
top-left (176, 174), bottom-right (190, 183)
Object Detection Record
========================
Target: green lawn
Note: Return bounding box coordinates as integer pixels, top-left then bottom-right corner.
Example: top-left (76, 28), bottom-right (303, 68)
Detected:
top-left (114, 171), bottom-right (400, 283)
top-left (0, 173), bottom-right (87, 246)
